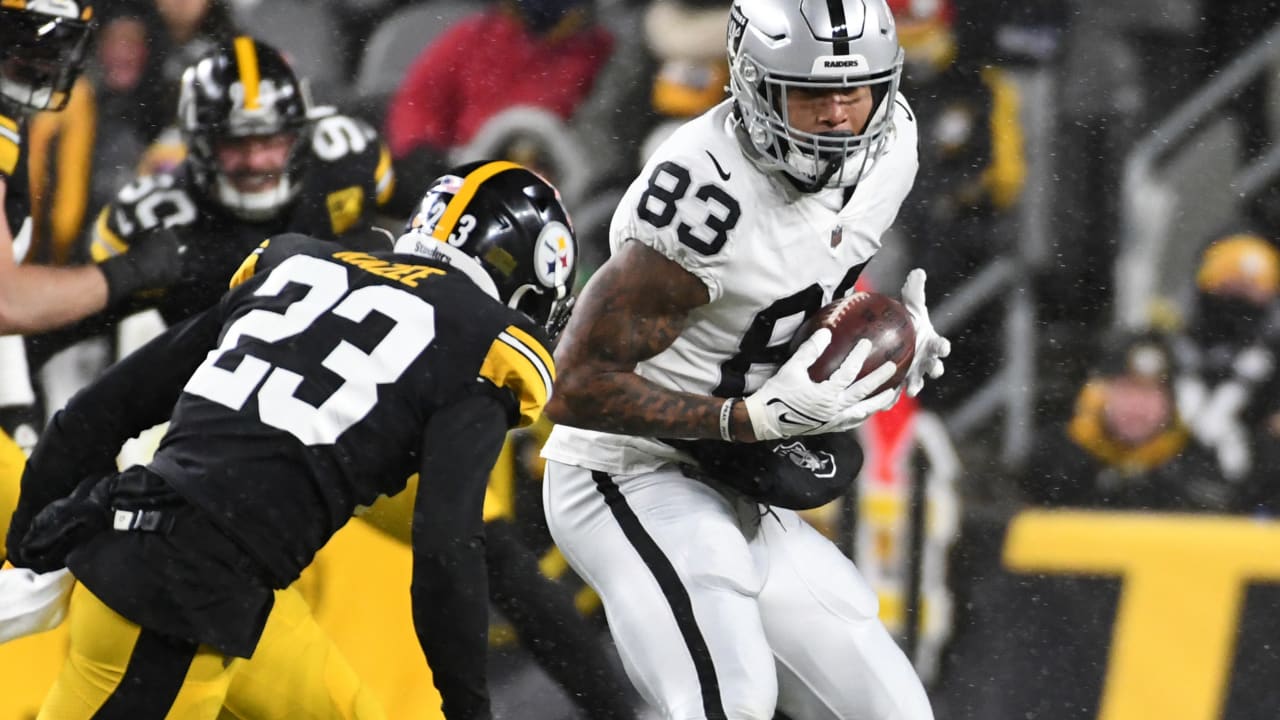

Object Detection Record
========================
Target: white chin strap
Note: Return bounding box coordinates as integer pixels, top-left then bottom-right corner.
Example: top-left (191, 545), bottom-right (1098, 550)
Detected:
top-left (214, 175), bottom-right (296, 221)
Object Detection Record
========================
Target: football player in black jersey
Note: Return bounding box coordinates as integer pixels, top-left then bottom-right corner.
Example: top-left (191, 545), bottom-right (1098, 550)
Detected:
top-left (21, 35), bottom-right (396, 368)
top-left (0, 0), bottom-right (96, 556)
top-left (7, 161), bottom-right (574, 720)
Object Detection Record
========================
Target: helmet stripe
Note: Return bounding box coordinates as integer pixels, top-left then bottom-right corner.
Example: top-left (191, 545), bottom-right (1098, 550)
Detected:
top-left (827, 0), bottom-right (850, 54)
top-left (430, 160), bottom-right (522, 242)
top-left (232, 36), bottom-right (261, 111)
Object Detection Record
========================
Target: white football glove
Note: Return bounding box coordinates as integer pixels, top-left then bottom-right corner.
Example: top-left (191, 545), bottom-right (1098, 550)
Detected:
top-left (743, 331), bottom-right (899, 441)
top-left (804, 384), bottom-right (901, 436)
top-left (0, 566), bottom-right (74, 644)
top-left (901, 268), bottom-right (952, 398)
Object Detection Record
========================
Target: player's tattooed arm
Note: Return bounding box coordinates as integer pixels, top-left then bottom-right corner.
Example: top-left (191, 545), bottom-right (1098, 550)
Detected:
top-left (547, 240), bottom-right (758, 441)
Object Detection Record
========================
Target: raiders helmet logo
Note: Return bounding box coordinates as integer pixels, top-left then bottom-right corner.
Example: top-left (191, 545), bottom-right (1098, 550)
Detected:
top-left (774, 441), bottom-right (838, 479)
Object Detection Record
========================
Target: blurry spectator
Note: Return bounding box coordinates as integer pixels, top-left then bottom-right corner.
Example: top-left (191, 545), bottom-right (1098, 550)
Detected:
top-left (25, 2), bottom-right (172, 265)
top-left (1030, 234), bottom-right (1280, 513)
top-left (1024, 330), bottom-right (1203, 509)
top-left (891, 0), bottom-right (1027, 411)
top-left (638, 0), bottom-right (728, 161)
top-left (92, 3), bottom-right (172, 142)
top-left (384, 0), bottom-right (613, 213)
top-left (1169, 232), bottom-right (1280, 510)
top-left (1031, 234), bottom-right (1280, 513)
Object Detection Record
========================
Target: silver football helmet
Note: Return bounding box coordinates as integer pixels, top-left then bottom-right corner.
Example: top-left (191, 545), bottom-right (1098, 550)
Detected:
top-left (727, 0), bottom-right (904, 191)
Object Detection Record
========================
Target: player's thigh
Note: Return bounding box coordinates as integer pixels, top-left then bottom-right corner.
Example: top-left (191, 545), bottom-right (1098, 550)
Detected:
top-left (221, 586), bottom-right (385, 720)
top-left (39, 582), bottom-right (238, 720)
top-left (543, 461), bottom-right (777, 720)
top-left (756, 510), bottom-right (933, 720)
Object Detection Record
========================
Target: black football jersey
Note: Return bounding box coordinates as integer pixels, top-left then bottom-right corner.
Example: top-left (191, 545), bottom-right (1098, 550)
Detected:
top-left (88, 113), bottom-right (394, 326)
top-left (144, 234), bottom-right (554, 585)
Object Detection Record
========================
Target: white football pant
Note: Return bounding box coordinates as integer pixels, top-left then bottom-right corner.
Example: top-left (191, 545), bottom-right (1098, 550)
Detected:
top-left (543, 460), bottom-right (934, 720)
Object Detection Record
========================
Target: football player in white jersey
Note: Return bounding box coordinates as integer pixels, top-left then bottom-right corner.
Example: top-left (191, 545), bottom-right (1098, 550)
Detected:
top-left (540, 0), bottom-right (949, 718)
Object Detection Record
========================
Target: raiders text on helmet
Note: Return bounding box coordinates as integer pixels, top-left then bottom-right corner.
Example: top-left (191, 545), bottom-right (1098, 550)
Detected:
top-left (0, 0), bottom-right (95, 114)
top-left (726, 0), bottom-right (904, 191)
top-left (401, 161), bottom-right (579, 339)
top-left (177, 36), bottom-right (312, 221)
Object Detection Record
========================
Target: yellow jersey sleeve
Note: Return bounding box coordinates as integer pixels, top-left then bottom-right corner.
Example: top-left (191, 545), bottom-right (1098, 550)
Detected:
top-left (478, 324), bottom-right (555, 428)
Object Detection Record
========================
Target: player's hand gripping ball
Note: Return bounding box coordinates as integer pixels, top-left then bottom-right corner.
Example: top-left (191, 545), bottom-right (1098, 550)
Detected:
top-left (791, 292), bottom-right (916, 393)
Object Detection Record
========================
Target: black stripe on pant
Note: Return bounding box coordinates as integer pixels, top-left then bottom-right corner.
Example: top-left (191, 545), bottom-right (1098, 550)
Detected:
top-left (92, 629), bottom-right (198, 719)
top-left (591, 470), bottom-right (727, 720)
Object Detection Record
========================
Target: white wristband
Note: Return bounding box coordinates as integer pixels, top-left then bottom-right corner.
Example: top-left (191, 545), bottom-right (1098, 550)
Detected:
top-left (719, 398), bottom-right (737, 442)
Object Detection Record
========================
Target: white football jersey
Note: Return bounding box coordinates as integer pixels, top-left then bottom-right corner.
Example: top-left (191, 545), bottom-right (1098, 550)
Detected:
top-left (543, 97), bottom-right (919, 474)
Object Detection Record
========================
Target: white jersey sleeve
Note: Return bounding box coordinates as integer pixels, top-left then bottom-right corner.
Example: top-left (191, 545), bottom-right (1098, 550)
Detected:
top-left (608, 120), bottom-right (751, 303)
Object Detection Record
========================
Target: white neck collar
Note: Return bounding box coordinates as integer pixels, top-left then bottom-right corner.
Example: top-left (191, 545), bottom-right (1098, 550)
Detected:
top-left (392, 234), bottom-right (501, 301)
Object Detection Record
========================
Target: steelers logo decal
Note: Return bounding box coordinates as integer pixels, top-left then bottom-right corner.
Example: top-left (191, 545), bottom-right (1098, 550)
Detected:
top-left (535, 221), bottom-right (574, 288)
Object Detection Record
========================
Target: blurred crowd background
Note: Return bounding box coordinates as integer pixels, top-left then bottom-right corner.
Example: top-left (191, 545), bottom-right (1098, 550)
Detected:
top-left (11, 0), bottom-right (1280, 718)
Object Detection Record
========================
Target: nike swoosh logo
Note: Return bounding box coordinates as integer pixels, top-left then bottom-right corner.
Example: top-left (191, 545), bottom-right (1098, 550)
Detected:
top-left (766, 399), bottom-right (821, 428)
top-left (706, 151), bottom-right (731, 182)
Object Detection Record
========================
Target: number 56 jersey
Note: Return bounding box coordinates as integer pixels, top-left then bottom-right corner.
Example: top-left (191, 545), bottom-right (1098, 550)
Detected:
top-left (543, 97), bottom-right (918, 475)
top-left (145, 233), bottom-right (554, 586)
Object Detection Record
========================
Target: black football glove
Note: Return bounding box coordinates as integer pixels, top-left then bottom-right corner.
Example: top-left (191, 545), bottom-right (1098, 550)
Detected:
top-left (11, 474), bottom-right (111, 574)
top-left (664, 432), bottom-right (864, 510)
top-left (98, 227), bottom-right (188, 307)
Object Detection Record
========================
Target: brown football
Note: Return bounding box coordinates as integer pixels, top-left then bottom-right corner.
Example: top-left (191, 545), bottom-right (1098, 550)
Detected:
top-left (790, 292), bottom-right (916, 391)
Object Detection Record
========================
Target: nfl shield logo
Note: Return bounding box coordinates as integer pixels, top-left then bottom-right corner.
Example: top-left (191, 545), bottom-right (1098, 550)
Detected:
top-left (830, 226), bottom-right (843, 248)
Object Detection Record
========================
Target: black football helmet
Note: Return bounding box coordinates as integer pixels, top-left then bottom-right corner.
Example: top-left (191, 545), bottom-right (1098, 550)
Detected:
top-left (0, 0), bottom-right (95, 114)
top-left (402, 161), bottom-right (578, 339)
top-left (176, 36), bottom-right (311, 221)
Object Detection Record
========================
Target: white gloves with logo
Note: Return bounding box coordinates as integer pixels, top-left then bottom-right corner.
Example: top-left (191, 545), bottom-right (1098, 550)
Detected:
top-left (0, 566), bottom-right (74, 644)
top-left (743, 330), bottom-right (899, 441)
top-left (901, 268), bottom-right (951, 398)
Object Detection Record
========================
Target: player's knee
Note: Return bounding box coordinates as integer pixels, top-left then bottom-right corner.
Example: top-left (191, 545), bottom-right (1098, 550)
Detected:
top-left (721, 680), bottom-right (778, 720)
top-left (682, 520), bottom-right (760, 596)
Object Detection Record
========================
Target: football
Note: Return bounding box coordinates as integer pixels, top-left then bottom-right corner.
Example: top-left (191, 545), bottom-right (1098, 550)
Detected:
top-left (791, 292), bottom-right (916, 390)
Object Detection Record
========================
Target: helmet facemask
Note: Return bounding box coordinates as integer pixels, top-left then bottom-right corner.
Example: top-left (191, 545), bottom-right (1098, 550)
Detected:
top-left (204, 120), bottom-right (308, 222)
top-left (0, 8), bottom-right (93, 114)
top-left (509, 283), bottom-right (576, 341)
